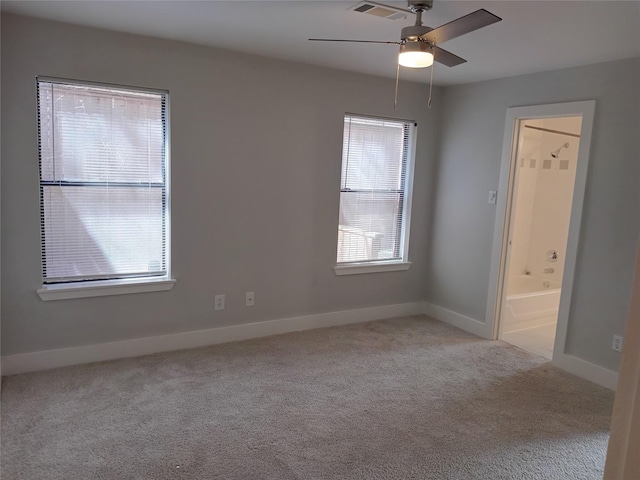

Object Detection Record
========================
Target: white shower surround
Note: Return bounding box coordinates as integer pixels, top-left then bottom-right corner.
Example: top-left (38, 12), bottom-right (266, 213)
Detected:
top-left (508, 116), bottom-right (581, 281)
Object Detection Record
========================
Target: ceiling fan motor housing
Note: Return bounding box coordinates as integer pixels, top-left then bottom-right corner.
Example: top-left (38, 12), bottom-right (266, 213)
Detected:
top-left (408, 0), bottom-right (434, 12)
top-left (401, 25), bottom-right (433, 42)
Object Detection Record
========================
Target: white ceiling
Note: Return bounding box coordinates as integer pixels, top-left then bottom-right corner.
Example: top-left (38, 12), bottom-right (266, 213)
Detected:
top-left (3, 0), bottom-right (639, 85)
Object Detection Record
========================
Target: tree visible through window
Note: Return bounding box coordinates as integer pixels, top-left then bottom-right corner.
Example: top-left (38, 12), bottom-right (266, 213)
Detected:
top-left (37, 79), bottom-right (169, 284)
top-left (337, 115), bottom-right (416, 264)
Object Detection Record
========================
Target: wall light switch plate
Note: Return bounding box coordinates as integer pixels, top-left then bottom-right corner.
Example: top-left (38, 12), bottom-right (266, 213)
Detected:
top-left (488, 190), bottom-right (497, 204)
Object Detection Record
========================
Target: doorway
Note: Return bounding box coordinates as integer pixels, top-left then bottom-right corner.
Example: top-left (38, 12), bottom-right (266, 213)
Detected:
top-left (486, 101), bottom-right (595, 364)
top-left (498, 116), bottom-right (582, 358)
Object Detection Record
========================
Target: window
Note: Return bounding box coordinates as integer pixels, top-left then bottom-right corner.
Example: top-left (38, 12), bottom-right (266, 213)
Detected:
top-left (36, 78), bottom-right (174, 300)
top-left (335, 114), bottom-right (416, 275)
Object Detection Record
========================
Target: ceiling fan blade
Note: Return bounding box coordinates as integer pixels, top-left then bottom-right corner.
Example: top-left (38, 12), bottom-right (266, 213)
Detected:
top-left (309, 39), bottom-right (401, 45)
top-left (420, 9), bottom-right (501, 45)
top-left (433, 46), bottom-right (466, 67)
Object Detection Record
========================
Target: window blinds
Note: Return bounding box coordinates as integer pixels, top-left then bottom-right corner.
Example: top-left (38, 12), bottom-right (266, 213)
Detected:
top-left (337, 115), bottom-right (414, 264)
top-left (37, 79), bottom-right (168, 283)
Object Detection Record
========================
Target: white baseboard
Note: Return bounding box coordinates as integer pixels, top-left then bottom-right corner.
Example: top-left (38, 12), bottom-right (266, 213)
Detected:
top-left (552, 352), bottom-right (619, 390)
top-left (422, 301), bottom-right (489, 338)
top-left (3, 300), bottom-right (619, 391)
top-left (1, 302), bottom-right (424, 376)
top-left (423, 301), bottom-right (619, 390)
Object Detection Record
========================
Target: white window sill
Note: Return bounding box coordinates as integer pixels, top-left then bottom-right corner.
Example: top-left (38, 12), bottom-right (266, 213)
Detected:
top-left (334, 261), bottom-right (411, 276)
top-left (37, 277), bottom-right (176, 301)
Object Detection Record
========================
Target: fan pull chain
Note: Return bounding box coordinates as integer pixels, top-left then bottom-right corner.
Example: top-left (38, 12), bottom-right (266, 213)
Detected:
top-left (428, 60), bottom-right (434, 109)
top-left (394, 60), bottom-right (400, 111)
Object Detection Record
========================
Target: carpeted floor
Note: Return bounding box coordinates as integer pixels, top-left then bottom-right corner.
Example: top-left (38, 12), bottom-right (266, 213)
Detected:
top-left (1, 315), bottom-right (614, 479)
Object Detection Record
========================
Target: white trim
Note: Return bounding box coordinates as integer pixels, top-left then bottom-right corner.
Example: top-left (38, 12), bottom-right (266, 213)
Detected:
top-left (1, 302), bottom-right (423, 375)
top-left (399, 120), bottom-right (418, 263)
top-left (552, 103), bottom-right (596, 360)
top-left (424, 300), bottom-right (618, 390)
top-left (552, 352), bottom-right (619, 391)
top-left (164, 89), bottom-right (172, 283)
top-left (334, 261), bottom-right (411, 276)
top-left (485, 101), bottom-right (596, 361)
top-left (486, 109), bottom-right (520, 338)
top-left (422, 302), bottom-right (489, 338)
top-left (37, 278), bottom-right (176, 301)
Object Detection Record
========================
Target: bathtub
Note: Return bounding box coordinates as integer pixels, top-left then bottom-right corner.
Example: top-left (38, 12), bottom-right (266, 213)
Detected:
top-left (502, 275), bottom-right (561, 333)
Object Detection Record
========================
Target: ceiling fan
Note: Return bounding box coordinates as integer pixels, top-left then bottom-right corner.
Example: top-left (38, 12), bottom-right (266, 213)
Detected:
top-left (309, 0), bottom-right (502, 107)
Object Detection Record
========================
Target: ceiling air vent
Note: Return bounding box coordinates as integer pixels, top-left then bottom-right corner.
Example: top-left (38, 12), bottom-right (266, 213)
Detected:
top-left (349, 1), bottom-right (410, 21)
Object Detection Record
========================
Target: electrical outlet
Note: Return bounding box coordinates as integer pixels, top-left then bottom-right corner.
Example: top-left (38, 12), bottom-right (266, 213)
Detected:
top-left (214, 294), bottom-right (225, 311)
top-left (612, 335), bottom-right (624, 352)
top-left (488, 190), bottom-right (497, 204)
top-left (245, 291), bottom-right (255, 307)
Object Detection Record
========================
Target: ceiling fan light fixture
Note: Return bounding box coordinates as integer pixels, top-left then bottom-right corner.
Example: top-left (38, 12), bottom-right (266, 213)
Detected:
top-left (398, 41), bottom-right (434, 68)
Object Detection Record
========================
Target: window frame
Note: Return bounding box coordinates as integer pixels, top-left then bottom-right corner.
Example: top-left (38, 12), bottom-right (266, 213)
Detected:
top-left (334, 113), bottom-right (417, 276)
top-left (35, 77), bottom-right (175, 301)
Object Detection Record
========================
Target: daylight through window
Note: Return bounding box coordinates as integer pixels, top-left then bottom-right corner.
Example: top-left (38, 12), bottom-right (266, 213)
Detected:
top-left (37, 79), bottom-right (169, 284)
top-left (337, 114), bottom-right (416, 265)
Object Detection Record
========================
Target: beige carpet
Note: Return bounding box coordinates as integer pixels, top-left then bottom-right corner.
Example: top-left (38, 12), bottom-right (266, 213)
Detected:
top-left (1, 315), bottom-right (614, 479)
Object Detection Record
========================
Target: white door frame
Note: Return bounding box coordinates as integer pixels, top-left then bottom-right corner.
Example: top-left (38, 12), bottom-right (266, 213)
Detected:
top-left (485, 101), bottom-right (596, 362)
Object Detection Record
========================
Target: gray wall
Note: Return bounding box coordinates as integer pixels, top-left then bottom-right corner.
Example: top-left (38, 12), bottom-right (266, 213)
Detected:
top-left (3, 13), bottom-right (639, 376)
top-left (1, 14), bottom-right (439, 355)
top-left (427, 57), bottom-right (640, 371)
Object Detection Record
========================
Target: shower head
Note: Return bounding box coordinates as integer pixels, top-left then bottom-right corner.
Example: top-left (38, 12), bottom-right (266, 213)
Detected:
top-left (551, 142), bottom-right (570, 158)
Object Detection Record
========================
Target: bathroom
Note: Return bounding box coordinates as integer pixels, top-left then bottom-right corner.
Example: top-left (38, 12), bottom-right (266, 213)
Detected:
top-left (498, 116), bottom-right (582, 359)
